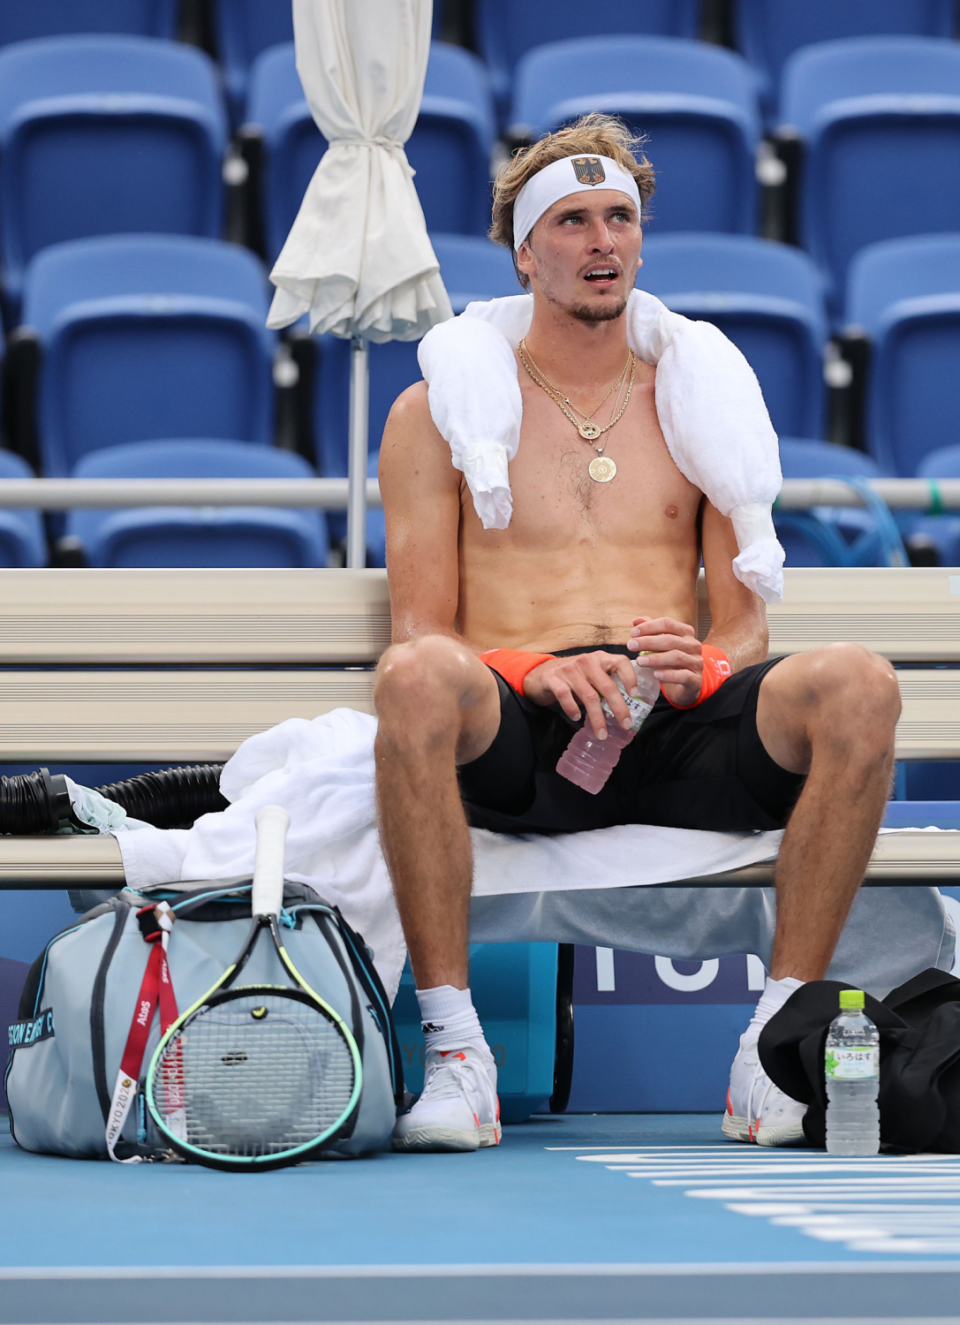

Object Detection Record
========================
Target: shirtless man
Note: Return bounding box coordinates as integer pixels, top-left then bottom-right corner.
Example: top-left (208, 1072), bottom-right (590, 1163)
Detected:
top-left (375, 115), bottom-right (901, 1153)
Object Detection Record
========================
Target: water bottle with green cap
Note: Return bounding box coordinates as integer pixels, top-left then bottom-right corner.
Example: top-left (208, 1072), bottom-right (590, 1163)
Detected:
top-left (825, 988), bottom-right (880, 1155)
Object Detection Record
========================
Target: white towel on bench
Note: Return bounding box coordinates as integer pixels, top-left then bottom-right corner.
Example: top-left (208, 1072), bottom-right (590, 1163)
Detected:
top-left (417, 290), bottom-right (786, 603)
top-left (112, 708), bottom-right (954, 1002)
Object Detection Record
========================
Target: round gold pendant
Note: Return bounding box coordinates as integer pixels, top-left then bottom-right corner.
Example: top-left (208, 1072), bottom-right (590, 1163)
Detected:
top-left (588, 455), bottom-right (617, 483)
top-left (579, 420), bottom-right (601, 441)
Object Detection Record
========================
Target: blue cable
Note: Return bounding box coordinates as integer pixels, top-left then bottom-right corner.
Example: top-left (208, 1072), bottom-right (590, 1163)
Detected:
top-left (777, 474), bottom-right (908, 568)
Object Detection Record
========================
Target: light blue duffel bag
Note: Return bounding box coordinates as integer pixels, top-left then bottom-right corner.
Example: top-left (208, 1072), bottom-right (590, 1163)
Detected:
top-left (5, 879), bottom-right (403, 1162)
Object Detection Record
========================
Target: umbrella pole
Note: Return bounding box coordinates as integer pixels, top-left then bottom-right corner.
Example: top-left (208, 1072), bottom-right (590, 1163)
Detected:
top-left (346, 335), bottom-right (370, 569)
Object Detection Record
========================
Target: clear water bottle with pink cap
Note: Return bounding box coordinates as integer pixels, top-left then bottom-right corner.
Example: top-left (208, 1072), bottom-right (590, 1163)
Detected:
top-left (556, 659), bottom-right (659, 794)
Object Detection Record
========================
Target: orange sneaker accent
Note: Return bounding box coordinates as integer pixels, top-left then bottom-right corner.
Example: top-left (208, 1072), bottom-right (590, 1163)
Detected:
top-left (439, 1051), bottom-right (467, 1061)
top-left (726, 1088), bottom-right (733, 1116)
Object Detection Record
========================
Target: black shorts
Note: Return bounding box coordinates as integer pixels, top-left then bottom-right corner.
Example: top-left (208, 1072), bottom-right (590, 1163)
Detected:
top-left (458, 646), bottom-right (805, 835)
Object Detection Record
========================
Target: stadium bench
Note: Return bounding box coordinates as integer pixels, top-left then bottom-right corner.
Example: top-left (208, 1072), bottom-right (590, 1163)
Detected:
top-left (0, 565), bottom-right (957, 888)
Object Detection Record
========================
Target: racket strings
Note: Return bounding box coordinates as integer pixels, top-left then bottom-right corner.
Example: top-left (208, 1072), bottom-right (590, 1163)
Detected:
top-left (153, 992), bottom-right (355, 1158)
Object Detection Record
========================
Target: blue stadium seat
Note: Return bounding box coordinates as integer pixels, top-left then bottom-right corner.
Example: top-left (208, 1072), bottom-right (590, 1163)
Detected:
top-left (22, 235), bottom-right (274, 476)
top-left (475, 0), bottom-right (701, 119)
top-left (66, 440), bottom-right (329, 568)
top-left (0, 451), bottom-right (47, 568)
top-left (734, 0), bottom-right (956, 121)
top-left (216, 0), bottom-right (446, 127)
top-left (775, 437), bottom-right (894, 567)
top-left (0, 36), bottom-right (226, 318)
top-left (780, 37), bottom-right (960, 309)
top-left (510, 37), bottom-right (761, 235)
top-left (905, 444), bottom-right (960, 565)
top-left (0, 0), bottom-right (179, 48)
top-left (314, 234), bottom-right (518, 542)
top-left (213, 0), bottom-right (293, 126)
top-left (846, 234), bottom-right (960, 475)
top-left (246, 41), bottom-right (496, 259)
top-left (639, 234), bottom-right (827, 437)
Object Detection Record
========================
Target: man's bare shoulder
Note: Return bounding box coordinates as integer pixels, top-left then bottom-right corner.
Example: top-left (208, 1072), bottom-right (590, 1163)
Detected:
top-left (385, 381), bottom-right (435, 437)
top-left (381, 382), bottom-right (458, 493)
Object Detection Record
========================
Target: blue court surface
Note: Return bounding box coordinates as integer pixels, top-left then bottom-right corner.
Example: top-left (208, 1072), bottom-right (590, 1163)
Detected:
top-left (3, 1112), bottom-right (960, 1324)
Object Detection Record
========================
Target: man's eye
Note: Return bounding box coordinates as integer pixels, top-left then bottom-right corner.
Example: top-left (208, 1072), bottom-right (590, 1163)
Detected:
top-left (611, 211), bottom-right (630, 222)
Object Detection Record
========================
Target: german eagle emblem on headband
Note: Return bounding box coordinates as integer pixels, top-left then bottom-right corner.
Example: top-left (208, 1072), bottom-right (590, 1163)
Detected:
top-left (571, 156), bottom-right (606, 186)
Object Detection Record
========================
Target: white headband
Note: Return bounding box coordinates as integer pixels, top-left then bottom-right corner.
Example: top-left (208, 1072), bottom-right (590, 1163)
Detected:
top-left (512, 154), bottom-right (642, 252)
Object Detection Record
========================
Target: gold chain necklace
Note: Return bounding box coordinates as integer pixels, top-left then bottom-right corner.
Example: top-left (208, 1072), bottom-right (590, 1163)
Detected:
top-left (522, 348), bottom-right (629, 429)
top-left (519, 339), bottom-right (636, 483)
top-left (518, 339), bottom-right (632, 438)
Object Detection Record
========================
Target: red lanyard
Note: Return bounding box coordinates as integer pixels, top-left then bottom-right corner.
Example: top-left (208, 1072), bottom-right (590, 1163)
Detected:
top-left (106, 902), bottom-right (179, 1163)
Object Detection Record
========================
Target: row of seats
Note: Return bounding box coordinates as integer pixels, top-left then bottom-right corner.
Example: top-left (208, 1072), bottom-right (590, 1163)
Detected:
top-left (7, 2), bottom-right (953, 126)
top-left (0, 441), bottom-right (331, 570)
top-left (509, 33), bottom-right (960, 304)
top-left (5, 29), bottom-right (960, 315)
top-left (477, 0), bottom-right (960, 125)
top-left (8, 228), bottom-right (960, 486)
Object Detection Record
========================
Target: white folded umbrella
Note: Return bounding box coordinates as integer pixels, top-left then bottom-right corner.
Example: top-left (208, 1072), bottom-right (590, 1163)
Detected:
top-left (266, 0), bottom-right (453, 565)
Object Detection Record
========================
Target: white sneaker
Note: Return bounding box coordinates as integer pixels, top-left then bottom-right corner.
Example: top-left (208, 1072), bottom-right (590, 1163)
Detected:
top-left (722, 1032), bottom-right (807, 1147)
top-left (392, 1046), bottom-right (501, 1153)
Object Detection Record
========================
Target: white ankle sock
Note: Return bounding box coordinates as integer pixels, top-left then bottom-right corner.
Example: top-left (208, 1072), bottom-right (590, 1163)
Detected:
top-left (416, 984), bottom-right (491, 1057)
top-left (743, 975), bottom-right (805, 1045)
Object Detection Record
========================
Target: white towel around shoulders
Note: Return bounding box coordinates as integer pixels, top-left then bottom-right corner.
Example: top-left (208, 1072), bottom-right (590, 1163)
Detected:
top-left (417, 289), bottom-right (786, 604)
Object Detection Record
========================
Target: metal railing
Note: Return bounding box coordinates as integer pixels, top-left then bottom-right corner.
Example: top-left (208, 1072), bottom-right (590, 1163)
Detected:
top-left (0, 477), bottom-right (383, 509)
top-left (0, 476), bottom-right (955, 511)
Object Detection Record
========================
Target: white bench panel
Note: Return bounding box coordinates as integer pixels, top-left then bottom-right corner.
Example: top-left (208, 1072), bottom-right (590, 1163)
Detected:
top-left (0, 829), bottom-right (954, 890)
top-left (0, 569), bottom-right (390, 664)
top-left (0, 667), bottom-right (951, 761)
top-left (698, 568), bottom-right (960, 660)
top-left (0, 671), bottom-right (375, 760)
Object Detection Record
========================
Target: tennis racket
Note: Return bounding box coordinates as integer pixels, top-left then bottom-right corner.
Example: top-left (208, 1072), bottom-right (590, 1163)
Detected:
top-left (145, 805), bottom-right (363, 1171)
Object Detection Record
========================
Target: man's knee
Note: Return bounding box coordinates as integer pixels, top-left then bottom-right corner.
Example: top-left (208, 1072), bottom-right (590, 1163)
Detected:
top-left (374, 635), bottom-right (480, 731)
top-left (797, 643), bottom-right (901, 747)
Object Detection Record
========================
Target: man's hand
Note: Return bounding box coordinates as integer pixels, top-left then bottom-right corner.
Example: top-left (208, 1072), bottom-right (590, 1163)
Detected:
top-left (523, 652), bottom-right (641, 739)
top-left (628, 617), bottom-right (703, 708)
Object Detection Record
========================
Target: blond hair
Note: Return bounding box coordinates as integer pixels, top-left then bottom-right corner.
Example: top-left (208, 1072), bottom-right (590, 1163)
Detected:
top-left (490, 113), bottom-right (656, 289)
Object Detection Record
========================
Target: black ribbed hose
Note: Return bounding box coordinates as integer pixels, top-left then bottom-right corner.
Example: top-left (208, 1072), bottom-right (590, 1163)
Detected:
top-left (0, 769), bottom-right (72, 834)
top-left (0, 763), bottom-right (227, 834)
top-left (94, 764), bottom-right (228, 830)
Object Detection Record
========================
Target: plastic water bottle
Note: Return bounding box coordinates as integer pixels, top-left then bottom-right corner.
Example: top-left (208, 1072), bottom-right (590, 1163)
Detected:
top-left (825, 989), bottom-right (880, 1156)
top-left (556, 660), bottom-right (659, 794)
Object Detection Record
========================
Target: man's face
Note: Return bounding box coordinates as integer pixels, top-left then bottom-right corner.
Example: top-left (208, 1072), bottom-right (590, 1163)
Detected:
top-left (516, 189), bottom-right (642, 324)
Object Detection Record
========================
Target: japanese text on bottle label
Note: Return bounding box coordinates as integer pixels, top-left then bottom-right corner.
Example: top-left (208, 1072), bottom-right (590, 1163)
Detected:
top-left (825, 1046), bottom-right (879, 1080)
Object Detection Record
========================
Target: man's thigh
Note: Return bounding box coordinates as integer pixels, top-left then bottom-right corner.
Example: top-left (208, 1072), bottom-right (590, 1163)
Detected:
top-left (627, 657), bottom-right (807, 832)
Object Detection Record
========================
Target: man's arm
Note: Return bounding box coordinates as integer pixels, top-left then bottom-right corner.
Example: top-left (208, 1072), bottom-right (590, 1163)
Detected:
top-left (629, 500), bottom-right (769, 707)
top-left (378, 381), bottom-right (466, 645)
top-left (699, 498), bottom-right (769, 669)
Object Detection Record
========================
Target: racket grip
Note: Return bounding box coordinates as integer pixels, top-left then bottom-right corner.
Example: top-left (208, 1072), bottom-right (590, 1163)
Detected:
top-left (252, 805), bottom-right (291, 917)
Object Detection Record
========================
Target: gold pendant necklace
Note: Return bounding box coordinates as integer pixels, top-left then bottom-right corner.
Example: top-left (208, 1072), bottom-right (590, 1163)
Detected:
top-left (588, 454), bottom-right (617, 482)
top-left (518, 340), bottom-right (636, 483)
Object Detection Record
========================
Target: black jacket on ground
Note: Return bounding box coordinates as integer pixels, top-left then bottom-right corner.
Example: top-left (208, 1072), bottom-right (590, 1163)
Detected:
top-left (759, 969), bottom-right (960, 1152)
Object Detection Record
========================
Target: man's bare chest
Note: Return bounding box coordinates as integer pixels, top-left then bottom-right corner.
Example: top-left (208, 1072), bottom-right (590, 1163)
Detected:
top-left (503, 382), bottom-right (701, 543)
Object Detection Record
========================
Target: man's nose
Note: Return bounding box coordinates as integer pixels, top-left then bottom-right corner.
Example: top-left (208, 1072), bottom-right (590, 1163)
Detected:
top-left (587, 222), bottom-right (616, 252)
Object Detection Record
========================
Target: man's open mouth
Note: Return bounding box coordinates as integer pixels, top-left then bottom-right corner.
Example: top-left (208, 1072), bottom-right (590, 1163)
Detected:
top-left (583, 266), bottom-right (619, 285)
